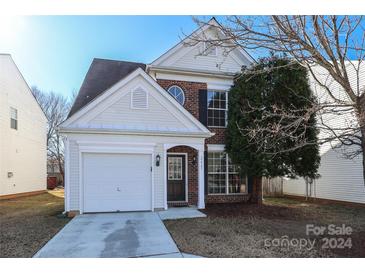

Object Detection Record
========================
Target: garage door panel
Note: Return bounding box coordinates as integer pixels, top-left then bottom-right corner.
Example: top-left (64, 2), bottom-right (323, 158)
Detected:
top-left (83, 153), bottom-right (152, 213)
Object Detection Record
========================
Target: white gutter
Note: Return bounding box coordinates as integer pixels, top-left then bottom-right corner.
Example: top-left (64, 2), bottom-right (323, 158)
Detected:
top-left (58, 127), bottom-right (214, 138)
top-left (147, 65), bottom-right (236, 79)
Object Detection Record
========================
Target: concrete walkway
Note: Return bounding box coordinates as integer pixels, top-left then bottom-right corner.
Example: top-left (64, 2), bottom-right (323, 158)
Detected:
top-left (34, 212), bottom-right (181, 258)
top-left (158, 207), bottom-right (206, 220)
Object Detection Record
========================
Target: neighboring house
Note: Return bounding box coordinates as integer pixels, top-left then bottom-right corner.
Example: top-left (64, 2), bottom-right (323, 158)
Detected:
top-left (0, 54), bottom-right (47, 198)
top-left (59, 18), bottom-right (259, 214)
top-left (283, 63), bottom-right (365, 204)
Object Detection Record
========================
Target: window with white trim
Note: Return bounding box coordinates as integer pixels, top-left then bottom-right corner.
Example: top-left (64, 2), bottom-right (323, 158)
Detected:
top-left (167, 85), bottom-right (185, 105)
top-left (207, 90), bottom-right (227, 127)
top-left (10, 107), bottom-right (18, 130)
top-left (208, 151), bottom-right (247, 194)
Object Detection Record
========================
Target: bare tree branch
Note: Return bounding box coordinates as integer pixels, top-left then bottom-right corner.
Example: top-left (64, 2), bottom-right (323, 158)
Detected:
top-left (193, 16), bottom-right (365, 182)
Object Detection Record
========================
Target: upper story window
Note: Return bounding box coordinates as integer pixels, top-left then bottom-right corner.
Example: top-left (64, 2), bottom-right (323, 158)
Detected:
top-left (10, 107), bottom-right (18, 130)
top-left (207, 90), bottom-right (227, 127)
top-left (204, 41), bottom-right (217, 56)
top-left (167, 85), bottom-right (185, 105)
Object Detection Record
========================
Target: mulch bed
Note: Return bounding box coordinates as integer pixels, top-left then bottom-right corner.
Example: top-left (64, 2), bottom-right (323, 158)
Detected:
top-left (164, 198), bottom-right (365, 258)
top-left (0, 191), bottom-right (71, 258)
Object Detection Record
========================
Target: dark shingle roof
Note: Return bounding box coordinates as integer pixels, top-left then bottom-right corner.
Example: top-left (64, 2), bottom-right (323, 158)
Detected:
top-left (68, 58), bottom-right (146, 118)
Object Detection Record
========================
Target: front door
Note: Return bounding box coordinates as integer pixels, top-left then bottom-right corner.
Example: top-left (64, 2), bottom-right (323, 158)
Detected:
top-left (167, 154), bottom-right (186, 201)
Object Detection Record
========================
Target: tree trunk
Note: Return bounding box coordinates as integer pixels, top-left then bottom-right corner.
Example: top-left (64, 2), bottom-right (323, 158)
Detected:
top-left (58, 159), bottom-right (64, 186)
top-left (361, 127), bottom-right (365, 186)
top-left (251, 177), bottom-right (263, 204)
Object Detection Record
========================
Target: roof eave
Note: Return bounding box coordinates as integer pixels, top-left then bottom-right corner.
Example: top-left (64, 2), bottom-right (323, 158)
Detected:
top-left (147, 65), bottom-right (236, 79)
top-left (58, 127), bottom-right (214, 138)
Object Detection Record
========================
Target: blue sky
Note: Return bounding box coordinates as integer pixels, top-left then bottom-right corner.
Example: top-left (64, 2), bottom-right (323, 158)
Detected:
top-left (2, 16), bottom-right (362, 99)
top-left (0, 16), bottom-right (205, 98)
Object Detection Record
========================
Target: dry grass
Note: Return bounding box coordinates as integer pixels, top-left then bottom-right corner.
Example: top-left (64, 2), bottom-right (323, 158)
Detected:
top-left (0, 189), bottom-right (71, 258)
top-left (164, 198), bottom-right (365, 258)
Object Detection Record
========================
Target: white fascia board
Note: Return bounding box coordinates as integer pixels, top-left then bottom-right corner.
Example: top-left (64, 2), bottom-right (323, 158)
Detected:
top-left (150, 17), bottom-right (255, 67)
top-left (61, 67), bottom-right (210, 135)
top-left (149, 65), bottom-right (236, 78)
top-left (141, 70), bottom-right (211, 134)
top-left (150, 19), bottom-right (219, 66)
top-left (153, 70), bottom-right (233, 91)
top-left (60, 68), bottom-right (143, 127)
top-left (58, 126), bottom-right (214, 138)
top-left (233, 46), bottom-right (256, 65)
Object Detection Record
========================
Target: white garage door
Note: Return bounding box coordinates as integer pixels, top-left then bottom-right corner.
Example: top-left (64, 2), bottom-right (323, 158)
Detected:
top-left (82, 153), bottom-right (152, 213)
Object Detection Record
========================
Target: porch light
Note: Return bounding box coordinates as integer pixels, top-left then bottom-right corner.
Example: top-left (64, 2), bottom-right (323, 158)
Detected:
top-left (156, 154), bottom-right (161, 166)
top-left (192, 156), bottom-right (197, 165)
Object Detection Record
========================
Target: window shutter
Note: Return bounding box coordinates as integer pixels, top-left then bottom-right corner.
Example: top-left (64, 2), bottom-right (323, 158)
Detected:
top-left (131, 87), bottom-right (148, 109)
top-left (198, 89), bottom-right (207, 126)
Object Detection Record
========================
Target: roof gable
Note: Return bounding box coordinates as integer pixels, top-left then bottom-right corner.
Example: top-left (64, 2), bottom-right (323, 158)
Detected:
top-left (68, 58), bottom-right (146, 118)
top-left (150, 18), bottom-right (254, 73)
top-left (60, 68), bottom-right (211, 137)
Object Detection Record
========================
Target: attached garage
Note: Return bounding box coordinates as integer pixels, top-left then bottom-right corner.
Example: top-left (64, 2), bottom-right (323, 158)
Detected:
top-left (82, 153), bottom-right (152, 213)
top-left (60, 67), bottom-right (212, 214)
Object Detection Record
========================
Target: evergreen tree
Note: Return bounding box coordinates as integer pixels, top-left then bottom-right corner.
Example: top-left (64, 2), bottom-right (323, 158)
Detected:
top-left (226, 57), bottom-right (320, 179)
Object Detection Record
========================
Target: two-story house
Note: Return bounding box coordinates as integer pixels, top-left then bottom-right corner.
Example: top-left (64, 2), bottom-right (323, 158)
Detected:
top-left (59, 18), bottom-right (258, 214)
top-left (0, 54), bottom-right (47, 198)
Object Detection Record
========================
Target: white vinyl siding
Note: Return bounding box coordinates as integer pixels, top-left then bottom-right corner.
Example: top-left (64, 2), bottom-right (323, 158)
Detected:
top-left (69, 75), bottom-right (202, 133)
top-left (90, 90), bottom-right (191, 130)
top-left (151, 23), bottom-right (253, 74)
top-left (0, 55), bottom-right (47, 196)
top-left (65, 134), bottom-right (204, 211)
top-left (203, 41), bottom-right (217, 56)
top-left (171, 45), bottom-right (244, 74)
top-left (284, 150), bottom-right (365, 204)
top-left (153, 26), bottom-right (250, 73)
top-left (283, 63), bottom-right (365, 204)
top-left (68, 140), bottom-right (80, 210)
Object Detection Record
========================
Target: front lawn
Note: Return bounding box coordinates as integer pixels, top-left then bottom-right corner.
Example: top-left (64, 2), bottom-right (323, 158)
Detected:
top-left (164, 198), bottom-right (365, 257)
top-left (0, 189), bottom-right (71, 258)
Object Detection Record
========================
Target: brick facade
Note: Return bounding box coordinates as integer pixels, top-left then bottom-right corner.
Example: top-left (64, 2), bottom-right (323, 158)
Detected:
top-left (157, 79), bottom-right (206, 121)
top-left (158, 78), bottom-right (259, 205)
top-left (205, 194), bottom-right (250, 204)
top-left (156, 79), bottom-right (225, 145)
top-left (206, 127), bottom-right (225, 144)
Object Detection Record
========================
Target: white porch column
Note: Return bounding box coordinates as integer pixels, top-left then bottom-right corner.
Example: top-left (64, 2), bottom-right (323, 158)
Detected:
top-left (197, 146), bottom-right (205, 209)
top-left (163, 147), bottom-right (168, 210)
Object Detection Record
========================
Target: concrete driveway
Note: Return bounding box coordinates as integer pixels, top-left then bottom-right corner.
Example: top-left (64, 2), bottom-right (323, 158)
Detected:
top-left (34, 212), bottom-right (181, 258)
